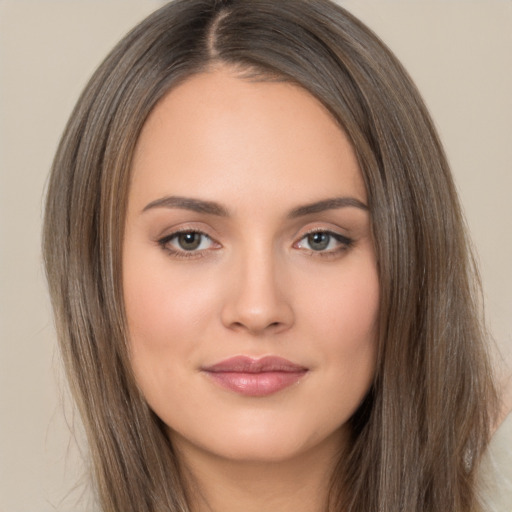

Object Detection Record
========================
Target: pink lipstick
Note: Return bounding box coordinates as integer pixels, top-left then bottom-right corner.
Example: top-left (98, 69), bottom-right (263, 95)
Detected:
top-left (201, 356), bottom-right (308, 397)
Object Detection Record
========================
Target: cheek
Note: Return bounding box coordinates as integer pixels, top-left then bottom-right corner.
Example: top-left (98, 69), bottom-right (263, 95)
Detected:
top-left (123, 260), bottom-right (224, 420)
top-left (124, 248), bottom-right (214, 338)
top-left (303, 252), bottom-right (379, 338)
top-left (301, 255), bottom-right (379, 397)
top-left (122, 242), bottom-right (222, 383)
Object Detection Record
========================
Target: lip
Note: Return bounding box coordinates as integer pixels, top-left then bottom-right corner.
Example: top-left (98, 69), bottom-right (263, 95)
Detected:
top-left (201, 356), bottom-right (309, 397)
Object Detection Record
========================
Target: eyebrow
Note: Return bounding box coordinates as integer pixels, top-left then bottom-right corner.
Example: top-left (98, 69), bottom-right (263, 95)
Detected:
top-left (142, 195), bottom-right (368, 217)
top-left (142, 196), bottom-right (230, 216)
top-left (287, 197), bottom-right (368, 218)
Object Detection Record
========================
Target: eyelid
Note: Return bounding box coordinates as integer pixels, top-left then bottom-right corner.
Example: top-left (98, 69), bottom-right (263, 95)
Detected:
top-left (296, 225), bottom-right (352, 243)
top-left (157, 227), bottom-right (221, 258)
top-left (293, 227), bottom-right (353, 255)
top-left (155, 224), bottom-right (353, 259)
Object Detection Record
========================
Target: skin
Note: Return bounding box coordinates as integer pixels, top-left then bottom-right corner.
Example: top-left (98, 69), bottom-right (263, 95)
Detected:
top-left (123, 67), bottom-right (380, 512)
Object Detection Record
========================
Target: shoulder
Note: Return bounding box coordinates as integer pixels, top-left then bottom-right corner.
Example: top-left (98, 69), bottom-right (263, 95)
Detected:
top-left (480, 399), bottom-right (512, 511)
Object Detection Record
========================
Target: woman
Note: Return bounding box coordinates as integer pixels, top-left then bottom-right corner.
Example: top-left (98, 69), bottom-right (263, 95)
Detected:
top-left (42, 0), bottom-right (502, 510)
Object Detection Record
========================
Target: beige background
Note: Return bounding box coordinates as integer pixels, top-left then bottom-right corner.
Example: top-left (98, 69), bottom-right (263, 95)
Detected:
top-left (0, 1), bottom-right (511, 511)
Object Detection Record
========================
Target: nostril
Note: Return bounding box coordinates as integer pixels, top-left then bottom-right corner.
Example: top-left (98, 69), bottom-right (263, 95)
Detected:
top-left (227, 319), bottom-right (289, 335)
top-left (219, 276), bottom-right (295, 334)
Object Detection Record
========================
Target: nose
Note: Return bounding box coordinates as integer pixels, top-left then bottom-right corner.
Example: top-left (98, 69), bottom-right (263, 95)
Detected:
top-left (220, 247), bottom-right (295, 336)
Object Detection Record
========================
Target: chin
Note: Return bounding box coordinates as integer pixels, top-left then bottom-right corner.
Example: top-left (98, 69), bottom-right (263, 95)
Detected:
top-left (167, 415), bottom-right (347, 465)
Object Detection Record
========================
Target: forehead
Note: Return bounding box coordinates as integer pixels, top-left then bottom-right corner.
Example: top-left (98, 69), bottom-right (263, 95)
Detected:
top-left (129, 68), bottom-right (366, 213)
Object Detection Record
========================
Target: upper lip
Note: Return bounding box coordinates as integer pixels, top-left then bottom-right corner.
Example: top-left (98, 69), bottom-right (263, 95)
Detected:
top-left (202, 356), bottom-right (308, 373)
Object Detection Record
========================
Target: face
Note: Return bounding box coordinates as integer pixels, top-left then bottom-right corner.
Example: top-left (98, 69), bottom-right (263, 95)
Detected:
top-left (123, 69), bottom-right (379, 464)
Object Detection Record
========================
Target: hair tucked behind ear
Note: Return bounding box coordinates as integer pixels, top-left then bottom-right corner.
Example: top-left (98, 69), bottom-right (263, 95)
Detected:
top-left (43, 1), bottom-right (498, 511)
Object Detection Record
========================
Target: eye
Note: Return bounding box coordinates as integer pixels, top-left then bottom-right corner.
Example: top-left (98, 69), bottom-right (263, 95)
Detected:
top-left (158, 230), bottom-right (218, 257)
top-left (295, 230), bottom-right (352, 254)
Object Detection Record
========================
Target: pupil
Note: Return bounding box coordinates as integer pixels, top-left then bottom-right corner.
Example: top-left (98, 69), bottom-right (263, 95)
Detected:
top-left (178, 233), bottom-right (201, 250)
top-left (308, 232), bottom-right (330, 251)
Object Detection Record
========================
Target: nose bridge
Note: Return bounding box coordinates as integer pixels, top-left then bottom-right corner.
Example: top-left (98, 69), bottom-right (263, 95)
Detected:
top-left (221, 238), bottom-right (294, 334)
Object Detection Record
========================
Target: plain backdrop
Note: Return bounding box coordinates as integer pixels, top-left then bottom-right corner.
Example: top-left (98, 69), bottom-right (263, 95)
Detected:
top-left (0, 1), bottom-right (511, 511)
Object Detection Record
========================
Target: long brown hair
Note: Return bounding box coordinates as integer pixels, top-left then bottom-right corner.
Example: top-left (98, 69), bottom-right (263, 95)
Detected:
top-left (43, 1), bottom-right (498, 510)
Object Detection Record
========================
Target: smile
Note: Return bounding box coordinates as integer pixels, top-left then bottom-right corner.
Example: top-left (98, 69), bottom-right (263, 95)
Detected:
top-left (201, 356), bottom-right (309, 397)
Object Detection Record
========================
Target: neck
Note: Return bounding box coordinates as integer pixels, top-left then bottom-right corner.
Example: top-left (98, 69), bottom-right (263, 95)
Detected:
top-left (172, 431), bottom-right (345, 512)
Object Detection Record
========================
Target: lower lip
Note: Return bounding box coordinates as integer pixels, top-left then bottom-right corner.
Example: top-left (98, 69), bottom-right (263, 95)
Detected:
top-left (204, 371), bottom-right (307, 397)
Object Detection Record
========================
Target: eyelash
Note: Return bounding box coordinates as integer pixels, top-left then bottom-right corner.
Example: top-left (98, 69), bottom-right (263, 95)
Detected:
top-left (157, 229), bottom-right (216, 259)
top-left (296, 229), bottom-right (353, 258)
top-left (157, 229), bottom-right (353, 260)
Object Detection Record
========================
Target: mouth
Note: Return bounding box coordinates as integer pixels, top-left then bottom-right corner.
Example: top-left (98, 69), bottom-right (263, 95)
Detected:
top-left (201, 355), bottom-right (309, 397)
